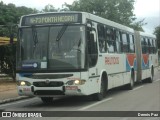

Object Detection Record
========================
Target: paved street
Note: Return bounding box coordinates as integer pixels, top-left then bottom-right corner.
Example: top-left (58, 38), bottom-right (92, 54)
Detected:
top-left (0, 73), bottom-right (160, 120)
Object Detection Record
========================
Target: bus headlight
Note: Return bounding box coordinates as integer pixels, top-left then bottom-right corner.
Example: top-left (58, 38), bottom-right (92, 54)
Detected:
top-left (66, 80), bottom-right (86, 85)
top-left (74, 80), bottom-right (80, 84)
top-left (20, 81), bottom-right (26, 86)
top-left (74, 79), bottom-right (86, 85)
top-left (17, 81), bottom-right (31, 86)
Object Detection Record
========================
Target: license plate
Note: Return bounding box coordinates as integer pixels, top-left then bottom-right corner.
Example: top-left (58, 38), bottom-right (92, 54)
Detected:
top-left (65, 86), bottom-right (78, 90)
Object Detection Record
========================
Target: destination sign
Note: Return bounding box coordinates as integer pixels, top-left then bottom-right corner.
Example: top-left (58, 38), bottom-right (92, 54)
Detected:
top-left (21, 13), bottom-right (82, 26)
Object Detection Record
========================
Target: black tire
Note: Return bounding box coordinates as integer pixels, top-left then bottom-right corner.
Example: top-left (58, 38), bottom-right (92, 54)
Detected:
top-left (125, 72), bottom-right (134, 90)
top-left (92, 77), bottom-right (107, 101)
top-left (148, 68), bottom-right (154, 83)
top-left (41, 97), bottom-right (53, 104)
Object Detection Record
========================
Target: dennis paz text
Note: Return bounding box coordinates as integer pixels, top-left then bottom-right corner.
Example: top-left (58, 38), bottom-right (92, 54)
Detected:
top-left (138, 112), bottom-right (159, 117)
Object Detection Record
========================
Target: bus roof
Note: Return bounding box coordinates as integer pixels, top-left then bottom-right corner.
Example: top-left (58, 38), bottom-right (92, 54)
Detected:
top-left (20, 11), bottom-right (155, 37)
top-left (139, 31), bottom-right (156, 39)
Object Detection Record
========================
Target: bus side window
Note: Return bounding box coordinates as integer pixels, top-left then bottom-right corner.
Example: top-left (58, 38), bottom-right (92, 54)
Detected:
top-left (147, 38), bottom-right (151, 54)
top-left (97, 24), bottom-right (106, 52)
top-left (106, 27), bottom-right (116, 53)
top-left (113, 29), bottom-right (117, 52)
top-left (121, 32), bottom-right (129, 53)
top-left (141, 37), bottom-right (144, 54)
top-left (129, 34), bottom-right (135, 53)
top-left (119, 31), bottom-right (123, 53)
top-left (152, 39), bottom-right (155, 53)
top-left (141, 37), bottom-right (147, 54)
top-left (115, 30), bottom-right (121, 53)
top-left (153, 39), bottom-right (157, 54)
top-left (149, 39), bottom-right (154, 54)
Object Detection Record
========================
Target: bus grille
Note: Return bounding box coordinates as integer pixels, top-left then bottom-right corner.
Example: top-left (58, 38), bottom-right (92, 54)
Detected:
top-left (34, 90), bottom-right (65, 95)
top-left (33, 81), bottom-right (64, 87)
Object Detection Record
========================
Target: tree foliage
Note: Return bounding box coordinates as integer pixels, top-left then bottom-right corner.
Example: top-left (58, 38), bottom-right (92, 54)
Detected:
top-left (0, 44), bottom-right (16, 81)
top-left (0, 1), bottom-right (38, 37)
top-left (63, 0), bottom-right (144, 31)
top-left (0, 2), bottom-right (38, 81)
top-left (42, 4), bottom-right (58, 12)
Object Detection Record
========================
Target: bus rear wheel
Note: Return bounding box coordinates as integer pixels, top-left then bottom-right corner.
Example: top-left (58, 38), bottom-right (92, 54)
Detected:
top-left (125, 72), bottom-right (134, 90)
top-left (41, 97), bottom-right (53, 104)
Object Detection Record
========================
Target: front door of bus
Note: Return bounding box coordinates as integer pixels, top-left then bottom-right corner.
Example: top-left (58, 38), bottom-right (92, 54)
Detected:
top-left (88, 28), bottom-right (98, 78)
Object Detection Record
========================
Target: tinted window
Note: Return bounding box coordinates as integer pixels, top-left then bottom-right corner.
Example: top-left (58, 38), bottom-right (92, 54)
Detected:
top-left (97, 24), bottom-right (106, 53)
top-left (115, 30), bottom-right (121, 53)
top-left (121, 32), bottom-right (129, 52)
top-left (129, 34), bottom-right (135, 53)
top-left (141, 37), bottom-right (147, 54)
top-left (106, 28), bottom-right (116, 53)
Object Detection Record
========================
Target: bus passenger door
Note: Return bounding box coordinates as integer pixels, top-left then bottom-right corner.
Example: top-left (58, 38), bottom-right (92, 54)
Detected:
top-left (87, 26), bottom-right (98, 79)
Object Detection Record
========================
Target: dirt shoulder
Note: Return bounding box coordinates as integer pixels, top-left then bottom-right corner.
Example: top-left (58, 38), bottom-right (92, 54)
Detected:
top-left (0, 78), bottom-right (30, 104)
top-left (0, 79), bottom-right (17, 92)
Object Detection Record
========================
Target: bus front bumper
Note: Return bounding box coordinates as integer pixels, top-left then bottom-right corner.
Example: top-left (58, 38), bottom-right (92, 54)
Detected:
top-left (17, 85), bottom-right (86, 97)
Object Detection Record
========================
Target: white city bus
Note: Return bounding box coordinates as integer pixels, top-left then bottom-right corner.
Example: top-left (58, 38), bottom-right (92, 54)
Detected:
top-left (16, 12), bottom-right (159, 103)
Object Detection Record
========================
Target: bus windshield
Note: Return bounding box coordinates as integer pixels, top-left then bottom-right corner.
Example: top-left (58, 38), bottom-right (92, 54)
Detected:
top-left (17, 25), bottom-right (86, 71)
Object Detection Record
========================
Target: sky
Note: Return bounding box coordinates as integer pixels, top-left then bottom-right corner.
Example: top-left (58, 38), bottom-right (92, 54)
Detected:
top-left (0, 0), bottom-right (160, 33)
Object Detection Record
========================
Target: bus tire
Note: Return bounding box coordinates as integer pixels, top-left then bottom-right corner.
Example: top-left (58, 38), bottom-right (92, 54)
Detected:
top-left (126, 71), bottom-right (134, 90)
top-left (148, 67), bottom-right (154, 83)
top-left (92, 75), bottom-right (107, 101)
top-left (41, 97), bottom-right (53, 104)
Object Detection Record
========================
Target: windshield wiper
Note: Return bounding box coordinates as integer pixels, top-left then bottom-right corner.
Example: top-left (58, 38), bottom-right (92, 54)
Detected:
top-left (56, 23), bottom-right (69, 42)
top-left (31, 25), bottom-right (39, 47)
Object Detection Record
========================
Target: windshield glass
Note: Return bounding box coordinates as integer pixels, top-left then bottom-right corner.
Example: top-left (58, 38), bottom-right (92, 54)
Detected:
top-left (20, 27), bottom-right (48, 60)
top-left (17, 25), bottom-right (86, 71)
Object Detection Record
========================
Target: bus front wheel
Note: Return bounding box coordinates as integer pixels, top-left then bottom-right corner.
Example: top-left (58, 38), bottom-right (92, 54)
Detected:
top-left (92, 77), bottom-right (107, 101)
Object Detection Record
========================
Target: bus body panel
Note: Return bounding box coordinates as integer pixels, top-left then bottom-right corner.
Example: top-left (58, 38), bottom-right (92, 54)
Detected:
top-left (139, 32), bottom-right (158, 80)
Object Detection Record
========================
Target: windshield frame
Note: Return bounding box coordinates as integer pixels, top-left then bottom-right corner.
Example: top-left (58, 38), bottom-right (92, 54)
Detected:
top-left (16, 24), bottom-right (88, 73)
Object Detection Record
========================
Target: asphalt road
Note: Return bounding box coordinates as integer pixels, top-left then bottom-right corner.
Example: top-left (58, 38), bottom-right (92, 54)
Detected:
top-left (0, 73), bottom-right (160, 120)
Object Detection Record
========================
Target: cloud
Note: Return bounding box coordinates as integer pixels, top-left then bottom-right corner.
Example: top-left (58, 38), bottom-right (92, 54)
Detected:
top-left (134, 0), bottom-right (160, 17)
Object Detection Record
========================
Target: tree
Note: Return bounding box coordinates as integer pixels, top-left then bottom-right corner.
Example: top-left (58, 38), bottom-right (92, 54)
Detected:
top-left (0, 2), bottom-right (38, 81)
top-left (0, 1), bottom-right (38, 37)
top-left (42, 4), bottom-right (58, 12)
top-left (0, 43), bottom-right (16, 81)
top-left (130, 19), bottom-right (147, 31)
top-left (154, 26), bottom-right (160, 49)
top-left (63, 0), bottom-right (145, 31)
